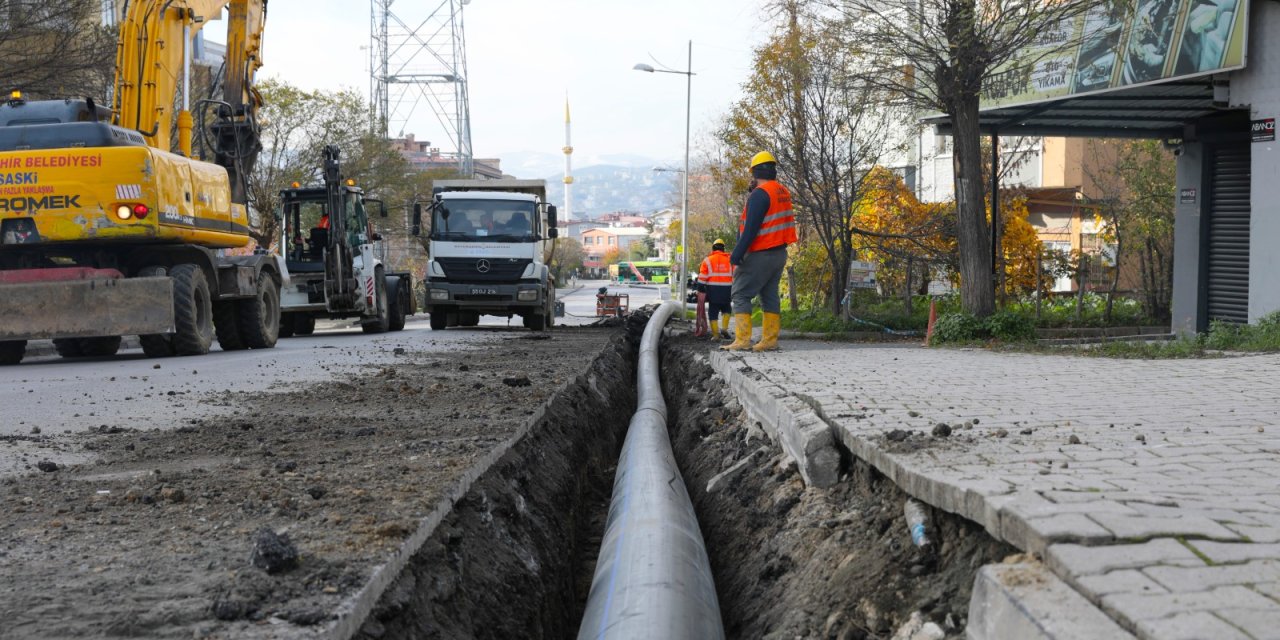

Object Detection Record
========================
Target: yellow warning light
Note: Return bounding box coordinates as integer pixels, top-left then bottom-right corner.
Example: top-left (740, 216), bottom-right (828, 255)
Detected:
top-left (10, 90), bottom-right (21, 100)
top-left (291, 181), bottom-right (301, 188)
top-left (345, 179), bottom-right (356, 187)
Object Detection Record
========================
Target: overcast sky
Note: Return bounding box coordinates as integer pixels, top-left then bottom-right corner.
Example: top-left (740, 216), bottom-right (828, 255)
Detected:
top-left (256, 0), bottom-right (768, 171)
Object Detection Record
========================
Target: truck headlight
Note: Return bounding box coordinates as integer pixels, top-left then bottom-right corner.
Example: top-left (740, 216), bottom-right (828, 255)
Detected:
top-left (517, 289), bottom-right (538, 301)
top-left (430, 289), bottom-right (449, 301)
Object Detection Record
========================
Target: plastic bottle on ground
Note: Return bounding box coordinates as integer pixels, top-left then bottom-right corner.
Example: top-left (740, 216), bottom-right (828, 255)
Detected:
top-left (904, 498), bottom-right (931, 547)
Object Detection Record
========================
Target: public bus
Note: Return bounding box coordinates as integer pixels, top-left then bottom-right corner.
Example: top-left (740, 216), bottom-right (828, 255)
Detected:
top-left (612, 260), bottom-right (672, 284)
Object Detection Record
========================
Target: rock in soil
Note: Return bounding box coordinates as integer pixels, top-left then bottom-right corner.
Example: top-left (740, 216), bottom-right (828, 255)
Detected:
top-left (250, 527), bottom-right (299, 574)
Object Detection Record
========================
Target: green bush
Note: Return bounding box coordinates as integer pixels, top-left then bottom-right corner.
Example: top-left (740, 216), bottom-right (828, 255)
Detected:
top-left (1203, 311), bottom-right (1280, 351)
top-left (984, 310), bottom-right (1037, 342)
top-left (932, 312), bottom-right (987, 343)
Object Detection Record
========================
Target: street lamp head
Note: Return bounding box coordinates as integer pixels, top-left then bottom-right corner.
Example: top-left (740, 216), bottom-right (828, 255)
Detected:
top-left (632, 63), bottom-right (655, 73)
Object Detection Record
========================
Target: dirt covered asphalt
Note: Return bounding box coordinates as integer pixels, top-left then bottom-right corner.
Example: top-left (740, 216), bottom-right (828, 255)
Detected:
top-left (0, 328), bottom-right (616, 639)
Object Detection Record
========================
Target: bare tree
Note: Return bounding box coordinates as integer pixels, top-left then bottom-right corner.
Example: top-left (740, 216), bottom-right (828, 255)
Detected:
top-left (831, 0), bottom-right (1094, 316)
top-left (0, 1), bottom-right (116, 99)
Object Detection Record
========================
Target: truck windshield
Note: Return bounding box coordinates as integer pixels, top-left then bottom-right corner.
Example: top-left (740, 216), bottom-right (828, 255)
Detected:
top-left (433, 199), bottom-right (537, 242)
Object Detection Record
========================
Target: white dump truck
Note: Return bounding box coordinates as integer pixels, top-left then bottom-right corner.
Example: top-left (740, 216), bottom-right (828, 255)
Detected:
top-left (413, 179), bottom-right (558, 330)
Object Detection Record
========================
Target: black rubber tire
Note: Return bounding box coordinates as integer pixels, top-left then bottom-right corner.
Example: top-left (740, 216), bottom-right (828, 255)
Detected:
top-left (361, 270), bottom-right (390, 334)
top-left (0, 340), bottom-right (26, 365)
top-left (77, 336), bottom-right (122, 357)
top-left (53, 338), bottom-right (84, 358)
top-left (387, 279), bottom-right (407, 332)
top-left (213, 301), bottom-right (246, 351)
top-left (526, 312), bottom-right (547, 331)
top-left (238, 272), bottom-right (280, 349)
top-left (458, 311), bottom-right (480, 327)
top-left (430, 311), bottom-right (448, 331)
top-left (136, 266), bottom-right (176, 357)
top-left (278, 313), bottom-right (296, 338)
top-left (294, 315), bottom-right (316, 336)
top-left (170, 264), bottom-right (214, 356)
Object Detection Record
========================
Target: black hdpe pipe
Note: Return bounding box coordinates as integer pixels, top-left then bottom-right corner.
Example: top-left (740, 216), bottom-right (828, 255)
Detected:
top-left (577, 301), bottom-right (725, 640)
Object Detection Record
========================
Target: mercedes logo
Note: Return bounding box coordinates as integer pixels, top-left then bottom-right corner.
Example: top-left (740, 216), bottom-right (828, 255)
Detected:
top-left (476, 259), bottom-right (491, 273)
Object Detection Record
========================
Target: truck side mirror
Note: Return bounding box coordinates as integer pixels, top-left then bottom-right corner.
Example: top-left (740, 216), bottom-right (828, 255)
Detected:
top-left (547, 204), bottom-right (558, 238)
top-left (412, 203), bottom-right (422, 236)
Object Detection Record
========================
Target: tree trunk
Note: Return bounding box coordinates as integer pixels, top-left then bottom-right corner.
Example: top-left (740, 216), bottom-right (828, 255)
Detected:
top-left (1035, 251), bottom-right (1043, 322)
top-left (1075, 254), bottom-right (1089, 325)
top-left (903, 256), bottom-right (914, 315)
top-left (1105, 235), bottom-right (1121, 324)
top-left (830, 255), bottom-right (847, 316)
top-left (949, 100), bottom-right (995, 317)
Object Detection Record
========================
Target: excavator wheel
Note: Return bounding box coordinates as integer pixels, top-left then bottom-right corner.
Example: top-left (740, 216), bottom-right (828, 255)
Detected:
top-left (137, 266), bottom-right (177, 358)
top-left (238, 272), bottom-right (280, 349)
top-left (53, 338), bottom-right (84, 358)
top-left (0, 340), bottom-right (26, 365)
top-left (278, 313), bottom-right (296, 338)
top-left (213, 301), bottom-right (246, 351)
top-left (361, 270), bottom-right (390, 334)
top-left (170, 264), bottom-right (214, 356)
top-left (294, 315), bottom-right (316, 336)
top-left (77, 336), bottom-right (122, 357)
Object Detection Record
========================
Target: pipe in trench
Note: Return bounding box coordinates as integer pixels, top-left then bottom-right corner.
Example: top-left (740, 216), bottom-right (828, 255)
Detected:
top-left (577, 301), bottom-right (724, 640)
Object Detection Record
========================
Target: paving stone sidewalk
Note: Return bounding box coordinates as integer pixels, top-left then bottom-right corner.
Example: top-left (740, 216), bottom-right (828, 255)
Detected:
top-left (722, 340), bottom-right (1280, 640)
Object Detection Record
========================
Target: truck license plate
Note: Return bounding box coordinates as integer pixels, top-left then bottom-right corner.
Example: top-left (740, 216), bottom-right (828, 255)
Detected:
top-left (470, 287), bottom-right (497, 295)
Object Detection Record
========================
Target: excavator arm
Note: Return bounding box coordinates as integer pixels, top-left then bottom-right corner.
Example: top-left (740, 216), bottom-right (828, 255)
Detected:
top-left (112, 0), bottom-right (266, 204)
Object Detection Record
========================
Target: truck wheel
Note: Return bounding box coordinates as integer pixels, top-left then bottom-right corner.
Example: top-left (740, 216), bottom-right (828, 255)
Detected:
top-left (238, 272), bottom-right (280, 349)
top-left (170, 264), bottom-right (214, 356)
top-left (526, 313), bottom-right (547, 331)
top-left (213, 302), bottom-right (246, 351)
top-left (278, 313), bottom-right (296, 338)
top-left (387, 279), bottom-right (407, 332)
top-left (53, 338), bottom-right (84, 358)
top-left (0, 340), bottom-right (26, 365)
top-left (430, 312), bottom-right (448, 331)
top-left (77, 336), bottom-right (122, 357)
top-left (362, 270), bottom-right (390, 334)
top-left (458, 311), bottom-right (479, 327)
top-left (295, 315), bottom-right (316, 336)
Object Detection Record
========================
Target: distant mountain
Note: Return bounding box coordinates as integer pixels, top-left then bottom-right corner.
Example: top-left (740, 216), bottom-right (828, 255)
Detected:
top-left (545, 164), bottom-right (680, 219)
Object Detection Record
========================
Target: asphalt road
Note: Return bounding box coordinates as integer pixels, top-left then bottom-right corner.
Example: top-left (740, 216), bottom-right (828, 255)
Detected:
top-left (0, 281), bottom-right (661, 474)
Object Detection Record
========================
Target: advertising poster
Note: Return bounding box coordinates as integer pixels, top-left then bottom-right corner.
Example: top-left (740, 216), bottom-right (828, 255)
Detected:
top-left (980, 0), bottom-right (1249, 110)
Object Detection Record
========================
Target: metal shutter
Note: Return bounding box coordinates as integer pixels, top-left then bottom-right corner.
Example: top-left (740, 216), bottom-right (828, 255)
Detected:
top-left (1206, 143), bottom-right (1251, 324)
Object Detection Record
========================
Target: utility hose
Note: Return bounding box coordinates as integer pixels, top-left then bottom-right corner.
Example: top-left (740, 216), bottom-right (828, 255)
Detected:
top-left (577, 301), bottom-right (724, 640)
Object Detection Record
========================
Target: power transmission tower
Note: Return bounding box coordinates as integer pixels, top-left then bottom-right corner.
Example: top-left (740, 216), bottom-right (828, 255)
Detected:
top-left (370, 0), bottom-right (474, 177)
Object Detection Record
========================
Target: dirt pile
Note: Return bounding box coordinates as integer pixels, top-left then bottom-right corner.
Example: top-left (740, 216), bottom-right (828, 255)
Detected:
top-left (662, 339), bottom-right (1015, 639)
top-left (0, 328), bottom-right (619, 639)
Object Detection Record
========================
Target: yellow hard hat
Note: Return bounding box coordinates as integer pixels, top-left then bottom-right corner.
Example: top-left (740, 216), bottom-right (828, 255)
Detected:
top-left (749, 151), bottom-right (777, 168)
top-left (713, 238), bottom-right (726, 247)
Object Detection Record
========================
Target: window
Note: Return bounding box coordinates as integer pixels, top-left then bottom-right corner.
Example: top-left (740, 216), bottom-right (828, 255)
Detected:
top-left (609, 237), bottom-right (616, 246)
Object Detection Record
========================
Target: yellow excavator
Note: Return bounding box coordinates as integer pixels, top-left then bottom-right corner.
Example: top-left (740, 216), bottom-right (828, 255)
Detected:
top-left (0, 0), bottom-right (278, 364)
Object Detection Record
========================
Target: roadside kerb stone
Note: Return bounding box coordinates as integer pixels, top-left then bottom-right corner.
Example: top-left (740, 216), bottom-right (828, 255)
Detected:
top-left (708, 350), bottom-right (839, 488)
top-left (966, 561), bottom-right (1133, 640)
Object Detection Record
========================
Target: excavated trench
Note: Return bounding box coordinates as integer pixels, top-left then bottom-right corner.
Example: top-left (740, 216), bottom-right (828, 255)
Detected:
top-left (358, 317), bottom-right (1014, 640)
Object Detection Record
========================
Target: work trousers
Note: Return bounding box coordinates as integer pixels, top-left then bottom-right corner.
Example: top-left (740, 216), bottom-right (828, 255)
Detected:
top-left (731, 245), bottom-right (787, 315)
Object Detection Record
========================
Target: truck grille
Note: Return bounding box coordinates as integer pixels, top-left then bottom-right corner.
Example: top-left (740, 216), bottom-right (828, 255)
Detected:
top-left (436, 257), bottom-right (530, 283)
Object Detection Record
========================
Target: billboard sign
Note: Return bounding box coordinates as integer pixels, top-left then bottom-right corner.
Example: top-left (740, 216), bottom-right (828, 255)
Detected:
top-left (981, 0), bottom-right (1249, 110)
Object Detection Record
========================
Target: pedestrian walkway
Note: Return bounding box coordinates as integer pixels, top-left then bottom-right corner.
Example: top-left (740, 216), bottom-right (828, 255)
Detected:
top-left (713, 340), bottom-right (1280, 640)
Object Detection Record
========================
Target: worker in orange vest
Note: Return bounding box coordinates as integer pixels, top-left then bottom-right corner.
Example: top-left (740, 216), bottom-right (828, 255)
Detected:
top-left (722, 151), bottom-right (797, 352)
top-left (697, 239), bottom-right (734, 340)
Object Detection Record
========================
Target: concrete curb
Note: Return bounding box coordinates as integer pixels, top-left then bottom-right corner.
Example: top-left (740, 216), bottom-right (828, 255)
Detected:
top-left (967, 562), bottom-right (1133, 640)
top-left (708, 350), bottom-right (840, 489)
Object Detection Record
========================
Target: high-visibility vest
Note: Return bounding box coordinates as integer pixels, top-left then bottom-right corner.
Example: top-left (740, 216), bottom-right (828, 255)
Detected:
top-left (740, 180), bottom-right (797, 252)
top-left (698, 251), bottom-right (733, 286)
top-left (317, 214), bottom-right (330, 230)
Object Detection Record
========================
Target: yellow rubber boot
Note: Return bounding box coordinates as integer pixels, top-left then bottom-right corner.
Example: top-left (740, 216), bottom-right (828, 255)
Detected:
top-left (720, 313), bottom-right (754, 351)
top-left (753, 312), bottom-right (781, 351)
top-left (718, 314), bottom-right (731, 340)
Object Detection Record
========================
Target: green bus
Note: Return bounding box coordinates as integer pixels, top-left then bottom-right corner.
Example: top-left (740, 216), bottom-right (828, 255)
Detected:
top-left (612, 260), bottom-right (672, 284)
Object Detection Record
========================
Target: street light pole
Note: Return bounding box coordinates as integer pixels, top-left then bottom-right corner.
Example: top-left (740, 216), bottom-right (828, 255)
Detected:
top-left (633, 42), bottom-right (694, 308)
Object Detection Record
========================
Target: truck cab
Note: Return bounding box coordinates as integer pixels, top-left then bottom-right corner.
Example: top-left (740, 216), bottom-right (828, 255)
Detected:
top-left (417, 179), bottom-right (557, 330)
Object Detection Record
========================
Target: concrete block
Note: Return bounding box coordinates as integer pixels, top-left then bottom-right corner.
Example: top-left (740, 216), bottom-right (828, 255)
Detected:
top-left (1144, 561), bottom-right (1280, 593)
top-left (1101, 586), bottom-right (1275, 623)
top-left (1046, 540), bottom-right (1205, 577)
top-left (1211, 608), bottom-right (1280, 640)
top-left (1002, 511), bottom-right (1114, 555)
top-left (1133, 611), bottom-right (1251, 640)
top-left (966, 562), bottom-right (1134, 640)
top-left (1190, 541), bottom-right (1280, 565)
top-left (1076, 570), bottom-right (1170, 599)
top-left (1088, 513), bottom-right (1244, 542)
